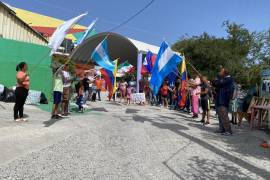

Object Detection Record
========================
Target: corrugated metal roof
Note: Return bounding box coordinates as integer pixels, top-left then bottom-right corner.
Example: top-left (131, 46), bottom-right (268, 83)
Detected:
top-left (0, 1), bottom-right (48, 43)
top-left (12, 7), bottom-right (86, 41)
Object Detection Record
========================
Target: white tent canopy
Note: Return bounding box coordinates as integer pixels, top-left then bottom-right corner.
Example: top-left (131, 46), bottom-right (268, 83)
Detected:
top-left (128, 38), bottom-right (159, 54)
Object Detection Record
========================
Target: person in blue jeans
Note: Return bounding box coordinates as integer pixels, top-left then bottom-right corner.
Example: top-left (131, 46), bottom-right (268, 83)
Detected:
top-left (82, 74), bottom-right (90, 104)
top-left (76, 81), bottom-right (84, 112)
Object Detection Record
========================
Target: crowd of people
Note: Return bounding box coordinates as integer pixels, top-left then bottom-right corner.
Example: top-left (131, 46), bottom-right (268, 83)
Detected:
top-left (13, 61), bottom-right (239, 136)
top-left (51, 65), bottom-right (104, 118)
top-left (136, 67), bottom-right (236, 136)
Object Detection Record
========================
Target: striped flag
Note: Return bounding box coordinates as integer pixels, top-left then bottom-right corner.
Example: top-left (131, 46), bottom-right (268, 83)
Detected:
top-left (91, 39), bottom-right (115, 72)
top-left (150, 41), bottom-right (182, 95)
top-left (179, 56), bottom-right (188, 108)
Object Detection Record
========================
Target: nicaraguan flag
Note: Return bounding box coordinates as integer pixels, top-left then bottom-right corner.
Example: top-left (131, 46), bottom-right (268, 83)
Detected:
top-left (150, 41), bottom-right (182, 95)
top-left (91, 39), bottom-right (115, 72)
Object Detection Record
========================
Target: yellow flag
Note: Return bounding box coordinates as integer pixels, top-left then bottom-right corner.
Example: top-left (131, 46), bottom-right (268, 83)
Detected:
top-left (181, 55), bottom-right (186, 73)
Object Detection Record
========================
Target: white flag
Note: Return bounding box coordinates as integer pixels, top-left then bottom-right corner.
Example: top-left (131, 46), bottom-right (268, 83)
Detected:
top-left (48, 12), bottom-right (88, 56)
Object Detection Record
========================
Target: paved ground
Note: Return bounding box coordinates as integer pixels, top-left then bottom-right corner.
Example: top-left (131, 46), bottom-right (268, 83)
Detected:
top-left (0, 99), bottom-right (270, 180)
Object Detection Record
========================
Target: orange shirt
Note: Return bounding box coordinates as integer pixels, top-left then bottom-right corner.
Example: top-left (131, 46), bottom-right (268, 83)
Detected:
top-left (161, 85), bottom-right (168, 96)
top-left (16, 71), bottom-right (29, 89)
top-left (95, 79), bottom-right (103, 90)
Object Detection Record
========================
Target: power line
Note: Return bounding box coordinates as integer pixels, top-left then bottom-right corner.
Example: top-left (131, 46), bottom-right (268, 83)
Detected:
top-left (30, 0), bottom-right (160, 38)
top-left (107, 0), bottom-right (156, 32)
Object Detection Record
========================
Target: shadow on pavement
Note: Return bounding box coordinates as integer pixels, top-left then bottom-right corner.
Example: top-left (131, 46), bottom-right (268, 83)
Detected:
top-left (90, 107), bottom-right (108, 112)
top-left (131, 114), bottom-right (270, 179)
top-left (158, 115), bottom-right (176, 120)
top-left (43, 118), bottom-right (62, 127)
top-left (125, 108), bottom-right (140, 114)
top-left (186, 156), bottom-right (253, 180)
top-left (107, 102), bottom-right (122, 106)
top-left (167, 124), bottom-right (270, 179)
top-left (188, 122), bottom-right (270, 161)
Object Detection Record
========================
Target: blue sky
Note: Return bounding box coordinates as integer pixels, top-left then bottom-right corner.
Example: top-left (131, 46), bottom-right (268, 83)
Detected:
top-left (3, 0), bottom-right (270, 46)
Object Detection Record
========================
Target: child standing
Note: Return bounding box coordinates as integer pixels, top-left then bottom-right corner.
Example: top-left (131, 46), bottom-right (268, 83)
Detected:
top-left (127, 85), bottom-right (132, 105)
top-left (92, 83), bottom-right (97, 102)
top-left (76, 81), bottom-right (84, 112)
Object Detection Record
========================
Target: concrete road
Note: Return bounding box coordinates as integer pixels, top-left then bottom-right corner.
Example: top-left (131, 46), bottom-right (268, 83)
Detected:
top-left (0, 100), bottom-right (269, 180)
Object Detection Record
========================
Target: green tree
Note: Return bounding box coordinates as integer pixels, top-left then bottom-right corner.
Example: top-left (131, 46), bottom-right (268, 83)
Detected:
top-left (172, 21), bottom-right (270, 88)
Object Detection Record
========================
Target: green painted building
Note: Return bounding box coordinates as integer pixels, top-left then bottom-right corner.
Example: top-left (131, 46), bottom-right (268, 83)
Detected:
top-left (0, 38), bottom-right (52, 98)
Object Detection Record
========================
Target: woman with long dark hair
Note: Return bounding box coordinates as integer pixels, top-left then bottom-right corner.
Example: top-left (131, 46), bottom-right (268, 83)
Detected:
top-left (14, 62), bottom-right (29, 122)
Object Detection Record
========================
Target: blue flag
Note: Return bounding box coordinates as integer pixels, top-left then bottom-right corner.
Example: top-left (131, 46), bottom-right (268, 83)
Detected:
top-left (168, 68), bottom-right (178, 86)
top-left (150, 41), bottom-right (182, 95)
top-left (143, 51), bottom-right (154, 73)
top-left (91, 39), bottom-right (115, 72)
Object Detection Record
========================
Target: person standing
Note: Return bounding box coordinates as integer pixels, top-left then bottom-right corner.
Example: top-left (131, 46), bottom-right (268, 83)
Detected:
top-left (51, 68), bottom-right (64, 119)
top-left (119, 80), bottom-right (127, 103)
top-left (231, 82), bottom-right (240, 125)
top-left (191, 75), bottom-right (201, 118)
top-left (82, 73), bottom-right (90, 105)
top-left (61, 65), bottom-right (72, 117)
top-left (95, 76), bottom-right (103, 101)
top-left (144, 81), bottom-right (151, 103)
top-left (126, 85), bottom-right (132, 105)
top-left (213, 68), bottom-right (234, 135)
top-left (197, 76), bottom-right (210, 125)
top-left (161, 82), bottom-right (169, 108)
top-left (14, 62), bottom-right (29, 122)
top-left (76, 81), bottom-right (84, 113)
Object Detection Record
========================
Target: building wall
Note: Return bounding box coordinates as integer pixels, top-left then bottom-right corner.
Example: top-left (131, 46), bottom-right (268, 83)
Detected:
top-left (0, 5), bottom-right (47, 46)
top-left (0, 38), bottom-right (52, 98)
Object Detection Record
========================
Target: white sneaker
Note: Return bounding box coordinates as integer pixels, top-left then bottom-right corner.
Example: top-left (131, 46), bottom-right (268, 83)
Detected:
top-left (15, 118), bottom-right (23, 122)
top-left (57, 114), bottom-right (64, 118)
top-left (22, 118), bottom-right (28, 122)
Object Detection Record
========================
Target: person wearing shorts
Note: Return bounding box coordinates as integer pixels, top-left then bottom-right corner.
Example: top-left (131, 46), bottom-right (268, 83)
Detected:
top-left (198, 76), bottom-right (210, 124)
top-left (51, 68), bottom-right (64, 119)
top-left (61, 65), bottom-right (72, 116)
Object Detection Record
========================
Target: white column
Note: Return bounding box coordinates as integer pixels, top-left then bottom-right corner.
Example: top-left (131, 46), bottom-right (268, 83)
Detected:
top-left (136, 51), bottom-right (143, 93)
